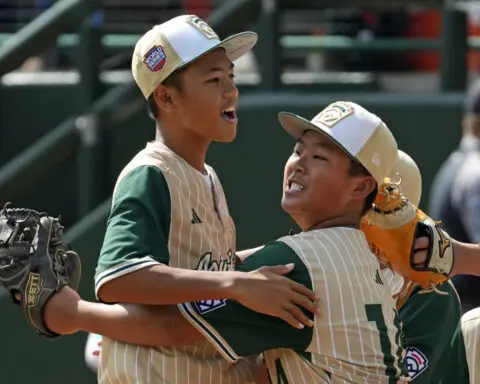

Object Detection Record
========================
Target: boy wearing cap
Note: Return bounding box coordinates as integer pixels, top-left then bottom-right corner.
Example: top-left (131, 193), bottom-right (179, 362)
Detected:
top-left (43, 101), bottom-right (410, 383)
top-left (90, 14), bottom-right (317, 384)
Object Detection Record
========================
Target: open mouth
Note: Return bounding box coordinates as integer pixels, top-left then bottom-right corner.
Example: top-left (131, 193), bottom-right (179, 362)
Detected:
top-left (222, 107), bottom-right (237, 123)
top-left (287, 181), bottom-right (305, 191)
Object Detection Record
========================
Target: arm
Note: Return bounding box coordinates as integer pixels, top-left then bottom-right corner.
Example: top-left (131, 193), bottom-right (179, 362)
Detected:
top-left (44, 243), bottom-right (315, 347)
top-left (45, 287), bottom-right (203, 347)
top-left (96, 165), bottom-right (245, 305)
top-left (96, 166), bottom-right (316, 326)
top-left (178, 241), bottom-right (315, 362)
top-left (450, 240), bottom-right (480, 277)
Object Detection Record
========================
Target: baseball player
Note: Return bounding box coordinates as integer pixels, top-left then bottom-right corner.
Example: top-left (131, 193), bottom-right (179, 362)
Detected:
top-left (89, 14), bottom-right (318, 384)
top-left (378, 150), bottom-right (477, 384)
top-left (461, 307), bottom-right (480, 383)
top-left (43, 101), bottom-right (410, 383)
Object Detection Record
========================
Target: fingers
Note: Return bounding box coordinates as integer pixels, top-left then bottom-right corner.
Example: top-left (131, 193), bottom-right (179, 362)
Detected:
top-left (289, 292), bottom-right (318, 315)
top-left (290, 280), bottom-right (317, 302)
top-left (259, 263), bottom-right (295, 276)
top-left (285, 301), bottom-right (315, 328)
top-left (414, 236), bottom-right (429, 251)
top-left (278, 309), bottom-right (306, 330)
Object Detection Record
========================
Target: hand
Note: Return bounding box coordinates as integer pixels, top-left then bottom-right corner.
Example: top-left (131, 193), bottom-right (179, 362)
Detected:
top-left (232, 264), bottom-right (317, 329)
top-left (411, 236), bottom-right (429, 268)
top-left (43, 286), bottom-right (82, 335)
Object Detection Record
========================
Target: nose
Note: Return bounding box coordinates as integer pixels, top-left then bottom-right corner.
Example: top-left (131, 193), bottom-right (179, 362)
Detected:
top-left (291, 154), bottom-right (306, 173)
top-left (223, 80), bottom-right (239, 100)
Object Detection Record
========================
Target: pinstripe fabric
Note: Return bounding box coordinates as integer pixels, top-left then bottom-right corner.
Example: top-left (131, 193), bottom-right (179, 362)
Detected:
top-left (98, 141), bottom-right (254, 384)
top-left (264, 227), bottom-right (407, 384)
top-left (462, 307), bottom-right (480, 383)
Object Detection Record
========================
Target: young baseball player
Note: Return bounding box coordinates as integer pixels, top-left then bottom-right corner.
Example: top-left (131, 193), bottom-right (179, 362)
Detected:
top-left (44, 101), bottom-right (410, 383)
top-left (374, 150), bottom-right (471, 383)
top-left (460, 307), bottom-right (480, 382)
top-left (88, 14), bottom-right (317, 384)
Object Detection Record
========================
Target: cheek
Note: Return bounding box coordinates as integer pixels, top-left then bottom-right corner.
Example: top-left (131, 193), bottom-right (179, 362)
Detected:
top-left (310, 170), bottom-right (348, 201)
top-left (283, 159), bottom-right (295, 183)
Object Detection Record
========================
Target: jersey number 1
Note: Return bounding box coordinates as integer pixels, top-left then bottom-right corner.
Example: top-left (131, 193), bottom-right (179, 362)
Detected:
top-left (268, 358), bottom-right (289, 384)
top-left (365, 304), bottom-right (403, 383)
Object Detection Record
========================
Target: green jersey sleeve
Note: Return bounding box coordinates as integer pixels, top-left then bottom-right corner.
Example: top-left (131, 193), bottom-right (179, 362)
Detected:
top-left (399, 280), bottom-right (468, 383)
top-left (178, 241), bottom-right (314, 362)
top-left (94, 165), bottom-right (171, 298)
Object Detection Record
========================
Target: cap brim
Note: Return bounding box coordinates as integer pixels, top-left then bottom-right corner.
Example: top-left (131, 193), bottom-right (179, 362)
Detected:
top-left (278, 111), bottom-right (360, 166)
top-left (181, 31), bottom-right (258, 70)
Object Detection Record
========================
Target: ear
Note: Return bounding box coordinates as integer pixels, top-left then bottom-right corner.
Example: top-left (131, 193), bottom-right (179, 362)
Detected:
top-left (351, 176), bottom-right (376, 200)
top-left (153, 85), bottom-right (176, 114)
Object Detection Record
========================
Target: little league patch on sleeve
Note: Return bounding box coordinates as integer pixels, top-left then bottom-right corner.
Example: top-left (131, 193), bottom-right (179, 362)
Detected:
top-left (405, 346), bottom-right (429, 379)
top-left (143, 46), bottom-right (167, 72)
top-left (194, 298), bottom-right (227, 314)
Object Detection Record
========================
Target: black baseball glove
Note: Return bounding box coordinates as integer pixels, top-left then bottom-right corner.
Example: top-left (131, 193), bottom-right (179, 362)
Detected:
top-left (0, 203), bottom-right (81, 338)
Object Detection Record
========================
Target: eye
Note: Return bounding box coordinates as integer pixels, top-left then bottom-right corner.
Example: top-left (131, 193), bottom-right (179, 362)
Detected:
top-left (313, 154), bottom-right (327, 161)
top-left (229, 73), bottom-right (235, 80)
top-left (207, 77), bottom-right (220, 84)
top-left (292, 149), bottom-right (300, 157)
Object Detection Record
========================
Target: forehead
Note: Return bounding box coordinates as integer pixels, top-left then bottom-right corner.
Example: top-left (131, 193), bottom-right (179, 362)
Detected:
top-left (297, 130), bottom-right (337, 149)
top-left (187, 48), bottom-right (232, 72)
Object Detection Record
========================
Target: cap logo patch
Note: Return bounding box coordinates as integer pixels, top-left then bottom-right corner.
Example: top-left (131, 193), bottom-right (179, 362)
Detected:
top-left (143, 45), bottom-right (167, 72)
top-left (312, 101), bottom-right (354, 128)
top-left (187, 16), bottom-right (219, 40)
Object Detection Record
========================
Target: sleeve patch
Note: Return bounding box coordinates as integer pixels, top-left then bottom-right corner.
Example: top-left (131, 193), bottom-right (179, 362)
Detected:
top-left (194, 298), bottom-right (227, 314)
top-left (405, 346), bottom-right (429, 379)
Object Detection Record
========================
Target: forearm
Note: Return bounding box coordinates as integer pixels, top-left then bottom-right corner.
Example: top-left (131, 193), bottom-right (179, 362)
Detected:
top-left (236, 246), bottom-right (264, 262)
top-left (68, 302), bottom-right (202, 347)
top-left (451, 240), bottom-right (480, 277)
top-left (98, 264), bottom-right (244, 305)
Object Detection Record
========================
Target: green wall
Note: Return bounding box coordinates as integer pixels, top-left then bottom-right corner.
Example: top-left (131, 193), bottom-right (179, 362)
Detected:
top-left (0, 88), bottom-right (466, 383)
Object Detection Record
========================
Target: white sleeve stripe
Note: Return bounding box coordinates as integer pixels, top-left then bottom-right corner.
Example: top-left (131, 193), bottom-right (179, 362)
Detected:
top-left (94, 257), bottom-right (160, 299)
top-left (178, 302), bottom-right (239, 363)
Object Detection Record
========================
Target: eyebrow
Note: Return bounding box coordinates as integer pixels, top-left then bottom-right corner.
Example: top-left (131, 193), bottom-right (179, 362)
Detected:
top-left (203, 62), bottom-right (235, 75)
top-left (296, 137), bottom-right (336, 151)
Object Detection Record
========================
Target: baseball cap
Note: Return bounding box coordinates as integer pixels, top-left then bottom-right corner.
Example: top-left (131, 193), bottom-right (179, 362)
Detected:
top-left (387, 150), bottom-right (422, 207)
top-left (278, 101), bottom-right (398, 184)
top-left (132, 15), bottom-right (258, 99)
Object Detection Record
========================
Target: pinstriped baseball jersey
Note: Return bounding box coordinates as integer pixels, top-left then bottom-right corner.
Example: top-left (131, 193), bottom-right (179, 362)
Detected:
top-left (94, 141), bottom-right (254, 383)
top-left (461, 307), bottom-right (480, 383)
top-left (179, 227), bottom-right (409, 383)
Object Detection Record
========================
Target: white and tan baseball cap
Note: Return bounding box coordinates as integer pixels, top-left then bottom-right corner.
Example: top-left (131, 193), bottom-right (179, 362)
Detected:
top-left (387, 150), bottom-right (422, 207)
top-left (279, 101), bottom-right (398, 184)
top-left (132, 15), bottom-right (258, 99)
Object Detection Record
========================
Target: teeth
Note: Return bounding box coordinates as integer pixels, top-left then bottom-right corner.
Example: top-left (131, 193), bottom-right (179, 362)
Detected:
top-left (290, 182), bottom-right (304, 191)
top-left (224, 107), bottom-right (235, 113)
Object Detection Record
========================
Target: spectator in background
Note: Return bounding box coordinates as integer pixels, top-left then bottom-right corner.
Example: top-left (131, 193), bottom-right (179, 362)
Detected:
top-left (429, 79), bottom-right (480, 314)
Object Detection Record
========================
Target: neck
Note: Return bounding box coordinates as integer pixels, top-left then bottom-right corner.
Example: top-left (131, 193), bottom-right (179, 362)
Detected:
top-left (155, 121), bottom-right (210, 173)
top-left (298, 212), bottom-right (361, 232)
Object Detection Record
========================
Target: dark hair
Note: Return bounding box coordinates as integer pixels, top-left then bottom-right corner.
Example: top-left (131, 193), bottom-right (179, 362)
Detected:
top-left (147, 65), bottom-right (188, 120)
top-left (348, 159), bottom-right (378, 216)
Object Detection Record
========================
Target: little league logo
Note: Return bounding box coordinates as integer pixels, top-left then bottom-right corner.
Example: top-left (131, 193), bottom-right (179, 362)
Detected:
top-left (405, 346), bottom-right (428, 379)
top-left (186, 16), bottom-right (219, 40)
top-left (143, 45), bottom-right (167, 72)
top-left (313, 101), bottom-right (354, 128)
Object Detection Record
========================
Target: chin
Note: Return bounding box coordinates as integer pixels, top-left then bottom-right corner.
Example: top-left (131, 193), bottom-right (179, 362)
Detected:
top-left (281, 195), bottom-right (296, 214)
top-left (214, 126), bottom-right (237, 142)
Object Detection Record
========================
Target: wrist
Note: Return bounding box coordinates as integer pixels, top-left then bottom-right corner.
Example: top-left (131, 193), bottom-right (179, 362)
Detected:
top-left (221, 271), bottom-right (247, 301)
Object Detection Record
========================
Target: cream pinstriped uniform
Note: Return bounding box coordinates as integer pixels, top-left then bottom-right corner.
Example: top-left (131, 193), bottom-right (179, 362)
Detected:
top-left (267, 228), bottom-right (406, 383)
top-left (96, 141), bottom-right (254, 383)
top-left (461, 307), bottom-right (480, 383)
